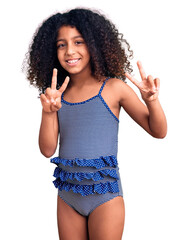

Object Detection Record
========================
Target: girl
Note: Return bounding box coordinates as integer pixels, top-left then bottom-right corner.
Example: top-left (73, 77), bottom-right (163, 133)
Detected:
top-left (24, 8), bottom-right (167, 240)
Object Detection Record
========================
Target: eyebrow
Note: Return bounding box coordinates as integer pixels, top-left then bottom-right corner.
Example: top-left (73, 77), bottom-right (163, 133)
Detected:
top-left (56, 35), bottom-right (83, 43)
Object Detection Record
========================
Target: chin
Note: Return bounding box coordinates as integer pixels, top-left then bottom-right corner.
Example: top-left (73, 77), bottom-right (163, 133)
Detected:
top-left (65, 69), bottom-right (82, 75)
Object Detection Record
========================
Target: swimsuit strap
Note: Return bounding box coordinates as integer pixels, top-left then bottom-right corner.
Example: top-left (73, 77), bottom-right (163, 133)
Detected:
top-left (61, 77), bottom-right (111, 104)
top-left (98, 77), bottom-right (111, 96)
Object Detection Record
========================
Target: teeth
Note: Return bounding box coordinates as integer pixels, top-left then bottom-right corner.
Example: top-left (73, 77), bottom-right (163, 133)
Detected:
top-left (67, 59), bottom-right (79, 63)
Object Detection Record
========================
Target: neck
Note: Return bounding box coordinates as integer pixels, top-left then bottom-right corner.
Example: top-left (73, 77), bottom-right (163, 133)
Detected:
top-left (69, 70), bottom-right (97, 88)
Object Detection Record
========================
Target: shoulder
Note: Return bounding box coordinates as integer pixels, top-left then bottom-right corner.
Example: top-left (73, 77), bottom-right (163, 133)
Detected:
top-left (106, 77), bottom-right (135, 104)
top-left (106, 77), bottom-right (131, 92)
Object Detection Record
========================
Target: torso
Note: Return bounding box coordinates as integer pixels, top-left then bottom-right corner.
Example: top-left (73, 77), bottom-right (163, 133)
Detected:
top-left (62, 78), bottom-right (121, 120)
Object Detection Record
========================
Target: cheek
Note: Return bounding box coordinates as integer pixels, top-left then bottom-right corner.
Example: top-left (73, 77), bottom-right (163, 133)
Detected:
top-left (83, 49), bottom-right (90, 61)
top-left (57, 51), bottom-right (61, 59)
top-left (57, 53), bottom-right (67, 69)
top-left (57, 51), bottom-right (64, 63)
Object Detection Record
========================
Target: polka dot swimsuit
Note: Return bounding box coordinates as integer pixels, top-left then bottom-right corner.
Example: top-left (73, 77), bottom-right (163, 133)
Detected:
top-left (50, 77), bottom-right (123, 216)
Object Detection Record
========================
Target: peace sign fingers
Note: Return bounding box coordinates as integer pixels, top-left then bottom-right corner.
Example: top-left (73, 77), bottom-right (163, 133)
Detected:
top-left (41, 68), bottom-right (70, 113)
top-left (137, 61), bottom-right (146, 81)
top-left (137, 61), bottom-right (158, 93)
top-left (125, 72), bottom-right (140, 89)
top-left (58, 76), bottom-right (70, 93)
top-left (125, 60), bottom-right (160, 102)
top-left (51, 68), bottom-right (58, 90)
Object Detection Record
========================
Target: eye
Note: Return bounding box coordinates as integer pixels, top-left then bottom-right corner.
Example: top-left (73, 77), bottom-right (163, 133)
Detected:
top-left (57, 43), bottom-right (66, 49)
top-left (75, 40), bottom-right (84, 45)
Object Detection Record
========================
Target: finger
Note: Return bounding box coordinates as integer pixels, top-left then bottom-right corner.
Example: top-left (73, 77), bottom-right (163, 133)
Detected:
top-left (44, 87), bottom-right (51, 98)
top-left (154, 78), bottom-right (160, 90)
top-left (51, 102), bottom-right (61, 111)
top-left (55, 101), bottom-right (62, 109)
top-left (125, 72), bottom-right (140, 88)
top-left (51, 68), bottom-right (58, 90)
top-left (58, 76), bottom-right (70, 93)
top-left (40, 93), bottom-right (49, 104)
top-left (137, 61), bottom-right (147, 80)
top-left (147, 75), bottom-right (157, 93)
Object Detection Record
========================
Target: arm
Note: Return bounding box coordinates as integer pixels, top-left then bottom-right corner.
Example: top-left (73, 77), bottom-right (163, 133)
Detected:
top-left (145, 98), bottom-right (167, 138)
top-left (38, 69), bottom-right (70, 157)
top-left (39, 110), bottom-right (59, 157)
top-left (119, 61), bottom-right (167, 138)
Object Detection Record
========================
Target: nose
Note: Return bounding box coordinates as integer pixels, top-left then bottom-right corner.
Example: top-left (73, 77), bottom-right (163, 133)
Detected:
top-left (66, 43), bottom-right (76, 56)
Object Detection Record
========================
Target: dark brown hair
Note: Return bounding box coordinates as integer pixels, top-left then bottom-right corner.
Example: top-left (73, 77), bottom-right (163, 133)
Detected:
top-left (23, 8), bottom-right (133, 94)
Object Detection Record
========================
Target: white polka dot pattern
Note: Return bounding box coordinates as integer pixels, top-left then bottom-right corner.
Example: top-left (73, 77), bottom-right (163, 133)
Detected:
top-left (53, 178), bottom-right (119, 196)
top-left (53, 167), bottom-right (119, 181)
top-left (50, 154), bottom-right (120, 196)
top-left (50, 155), bottom-right (118, 169)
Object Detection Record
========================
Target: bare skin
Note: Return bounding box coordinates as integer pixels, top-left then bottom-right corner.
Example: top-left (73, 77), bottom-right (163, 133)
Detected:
top-left (39, 26), bottom-right (167, 240)
top-left (57, 195), bottom-right (125, 240)
top-left (57, 196), bottom-right (89, 240)
top-left (88, 196), bottom-right (125, 240)
top-left (38, 69), bottom-right (70, 157)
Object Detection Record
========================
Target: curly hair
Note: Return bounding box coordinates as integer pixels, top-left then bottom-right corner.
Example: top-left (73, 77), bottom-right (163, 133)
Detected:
top-left (23, 8), bottom-right (133, 94)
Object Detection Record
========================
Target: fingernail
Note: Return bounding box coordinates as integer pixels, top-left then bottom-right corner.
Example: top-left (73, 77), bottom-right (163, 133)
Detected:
top-left (51, 98), bottom-right (54, 103)
top-left (46, 99), bottom-right (49, 103)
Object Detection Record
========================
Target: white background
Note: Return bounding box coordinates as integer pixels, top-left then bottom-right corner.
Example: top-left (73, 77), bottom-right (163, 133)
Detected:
top-left (0, 0), bottom-right (186, 239)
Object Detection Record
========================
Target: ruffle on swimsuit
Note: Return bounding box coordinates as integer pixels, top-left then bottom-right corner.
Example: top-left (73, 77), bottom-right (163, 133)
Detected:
top-left (53, 167), bottom-right (119, 182)
top-left (53, 178), bottom-right (119, 196)
top-left (50, 155), bottom-right (118, 169)
top-left (50, 155), bottom-right (120, 196)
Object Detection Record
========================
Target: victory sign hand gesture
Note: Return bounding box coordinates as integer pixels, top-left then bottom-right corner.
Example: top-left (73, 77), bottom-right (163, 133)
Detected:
top-left (125, 61), bottom-right (160, 103)
top-left (40, 69), bottom-right (70, 112)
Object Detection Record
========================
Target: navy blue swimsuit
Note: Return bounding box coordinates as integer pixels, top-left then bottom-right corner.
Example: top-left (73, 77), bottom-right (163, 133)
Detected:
top-left (50, 77), bottom-right (123, 217)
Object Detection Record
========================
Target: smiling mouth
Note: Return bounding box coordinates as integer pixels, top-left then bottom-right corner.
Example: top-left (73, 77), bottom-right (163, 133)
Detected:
top-left (66, 58), bottom-right (81, 66)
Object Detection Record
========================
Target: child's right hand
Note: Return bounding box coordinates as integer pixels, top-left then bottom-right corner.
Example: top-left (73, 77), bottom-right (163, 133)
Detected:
top-left (40, 68), bottom-right (70, 113)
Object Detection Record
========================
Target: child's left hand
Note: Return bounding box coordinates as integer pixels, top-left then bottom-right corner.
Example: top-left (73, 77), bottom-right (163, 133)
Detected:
top-left (125, 61), bottom-right (160, 103)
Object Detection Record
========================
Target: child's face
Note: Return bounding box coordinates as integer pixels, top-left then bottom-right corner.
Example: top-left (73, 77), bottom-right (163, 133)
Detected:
top-left (56, 25), bottom-right (91, 76)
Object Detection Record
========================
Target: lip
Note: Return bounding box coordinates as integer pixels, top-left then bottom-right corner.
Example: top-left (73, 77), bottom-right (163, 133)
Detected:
top-left (65, 58), bottom-right (81, 66)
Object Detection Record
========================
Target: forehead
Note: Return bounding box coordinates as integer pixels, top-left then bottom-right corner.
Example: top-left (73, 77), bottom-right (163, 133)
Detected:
top-left (57, 25), bottom-right (82, 40)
